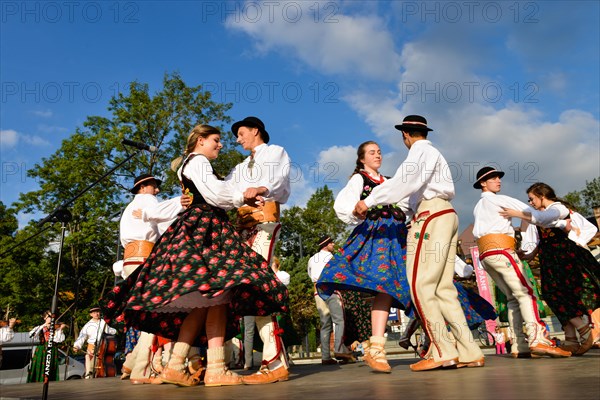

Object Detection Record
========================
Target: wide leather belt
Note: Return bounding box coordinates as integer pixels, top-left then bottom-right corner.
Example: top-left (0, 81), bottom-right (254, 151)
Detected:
top-left (123, 240), bottom-right (154, 260)
top-left (477, 234), bottom-right (516, 254)
top-left (237, 201), bottom-right (280, 230)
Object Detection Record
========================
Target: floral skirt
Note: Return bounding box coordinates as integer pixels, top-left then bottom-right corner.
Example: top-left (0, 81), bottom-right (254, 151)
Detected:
top-left (101, 204), bottom-right (289, 340)
top-left (315, 216), bottom-right (495, 330)
top-left (316, 217), bottom-right (410, 309)
top-left (455, 282), bottom-right (497, 329)
top-left (338, 290), bottom-right (372, 345)
top-left (539, 236), bottom-right (600, 326)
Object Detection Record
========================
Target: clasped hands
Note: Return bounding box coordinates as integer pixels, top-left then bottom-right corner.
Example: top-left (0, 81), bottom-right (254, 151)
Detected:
top-left (353, 200), bottom-right (368, 220)
top-left (243, 186), bottom-right (268, 207)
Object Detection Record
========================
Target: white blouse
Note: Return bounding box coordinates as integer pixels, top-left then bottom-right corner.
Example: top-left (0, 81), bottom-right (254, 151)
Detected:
top-left (520, 202), bottom-right (570, 252)
top-left (178, 153), bottom-right (236, 210)
top-left (529, 202), bottom-right (570, 228)
top-left (334, 172), bottom-right (385, 225)
top-left (28, 324), bottom-right (66, 343)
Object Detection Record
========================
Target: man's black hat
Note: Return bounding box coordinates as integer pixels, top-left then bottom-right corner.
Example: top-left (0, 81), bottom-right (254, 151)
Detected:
top-left (473, 167), bottom-right (505, 189)
top-left (231, 116), bottom-right (270, 144)
top-left (318, 235), bottom-right (333, 250)
top-left (130, 173), bottom-right (162, 194)
top-left (395, 115), bottom-right (433, 132)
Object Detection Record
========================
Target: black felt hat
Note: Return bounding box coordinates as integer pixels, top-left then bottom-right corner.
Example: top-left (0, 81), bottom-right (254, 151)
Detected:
top-left (394, 115), bottom-right (433, 132)
top-left (317, 235), bottom-right (333, 250)
top-left (130, 173), bottom-right (162, 194)
top-left (473, 167), bottom-right (505, 189)
top-left (231, 116), bottom-right (270, 144)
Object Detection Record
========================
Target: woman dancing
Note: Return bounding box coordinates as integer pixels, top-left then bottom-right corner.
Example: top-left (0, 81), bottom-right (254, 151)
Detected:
top-left (103, 125), bottom-right (288, 386)
top-left (500, 182), bottom-right (600, 356)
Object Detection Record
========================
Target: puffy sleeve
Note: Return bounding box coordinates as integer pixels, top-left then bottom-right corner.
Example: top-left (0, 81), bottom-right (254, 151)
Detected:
top-left (53, 328), bottom-right (66, 343)
top-left (568, 211), bottom-right (598, 247)
top-left (180, 155), bottom-right (235, 210)
top-left (520, 223), bottom-right (539, 255)
top-left (334, 174), bottom-right (364, 225)
top-left (142, 197), bottom-right (185, 223)
top-left (530, 202), bottom-right (569, 228)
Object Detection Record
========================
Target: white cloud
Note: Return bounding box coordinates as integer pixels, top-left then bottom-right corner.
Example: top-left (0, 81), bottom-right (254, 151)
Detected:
top-left (36, 124), bottom-right (68, 134)
top-left (32, 109), bottom-right (53, 118)
top-left (227, 2), bottom-right (599, 225)
top-left (316, 145), bottom-right (356, 185)
top-left (1, 129), bottom-right (19, 148)
top-left (0, 129), bottom-right (51, 149)
top-left (22, 135), bottom-right (51, 146)
top-left (226, 1), bottom-right (401, 81)
top-left (286, 168), bottom-right (314, 209)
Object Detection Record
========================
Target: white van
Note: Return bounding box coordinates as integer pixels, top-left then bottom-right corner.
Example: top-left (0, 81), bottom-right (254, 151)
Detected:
top-left (1, 333), bottom-right (85, 385)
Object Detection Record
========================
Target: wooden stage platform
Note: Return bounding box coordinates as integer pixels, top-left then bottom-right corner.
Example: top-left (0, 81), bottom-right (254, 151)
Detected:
top-left (2, 349), bottom-right (599, 400)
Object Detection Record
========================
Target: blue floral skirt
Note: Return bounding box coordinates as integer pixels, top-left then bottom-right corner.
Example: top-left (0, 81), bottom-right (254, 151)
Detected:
top-left (316, 217), bottom-right (411, 310)
top-left (316, 216), bottom-right (496, 328)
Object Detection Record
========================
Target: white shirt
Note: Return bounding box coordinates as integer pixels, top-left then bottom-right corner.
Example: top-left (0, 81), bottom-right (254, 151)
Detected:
top-left (28, 324), bottom-right (66, 343)
top-left (141, 196), bottom-right (185, 235)
top-left (307, 250), bottom-right (333, 283)
top-left (472, 192), bottom-right (530, 239)
top-left (225, 143), bottom-right (291, 207)
top-left (334, 172), bottom-right (386, 225)
top-left (73, 320), bottom-right (117, 349)
top-left (363, 140), bottom-right (454, 214)
top-left (120, 193), bottom-right (161, 247)
top-left (0, 326), bottom-right (15, 344)
top-left (493, 331), bottom-right (506, 344)
top-left (178, 153), bottom-right (236, 210)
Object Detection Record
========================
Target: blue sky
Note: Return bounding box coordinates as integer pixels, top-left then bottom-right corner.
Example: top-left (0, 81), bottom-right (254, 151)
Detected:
top-left (1, 1), bottom-right (599, 232)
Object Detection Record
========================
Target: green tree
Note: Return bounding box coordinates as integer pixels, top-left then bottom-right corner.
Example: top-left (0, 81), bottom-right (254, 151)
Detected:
top-left (0, 203), bottom-right (56, 329)
top-left (11, 73), bottom-right (237, 333)
top-left (278, 186), bottom-right (347, 258)
top-left (564, 177), bottom-right (600, 216)
top-left (275, 186), bottom-right (348, 350)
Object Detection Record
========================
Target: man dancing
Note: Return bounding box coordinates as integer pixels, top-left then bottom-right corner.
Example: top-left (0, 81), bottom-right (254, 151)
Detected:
top-left (355, 115), bottom-right (484, 371)
top-left (472, 166), bottom-right (570, 358)
top-left (226, 116), bottom-right (292, 384)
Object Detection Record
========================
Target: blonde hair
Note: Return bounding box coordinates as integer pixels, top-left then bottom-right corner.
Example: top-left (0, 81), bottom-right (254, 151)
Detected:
top-left (172, 124), bottom-right (221, 170)
top-left (185, 124), bottom-right (221, 156)
top-left (271, 256), bottom-right (281, 271)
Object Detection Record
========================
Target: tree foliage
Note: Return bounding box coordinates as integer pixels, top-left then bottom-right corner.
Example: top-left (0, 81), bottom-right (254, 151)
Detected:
top-left (0, 203), bottom-right (56, 328)
top-left (276, 186), bottom-right (348, 344)
top-left (563, 176), bottom-right (600, 217)
top-left (6, 73), bottom-right (237, 334)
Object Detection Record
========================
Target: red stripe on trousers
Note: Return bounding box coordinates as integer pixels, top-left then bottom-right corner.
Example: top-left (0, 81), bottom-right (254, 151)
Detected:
top-left (410, 208), bottom-right (456, 359)
top-left (479, 249), bottom-right (543, 325)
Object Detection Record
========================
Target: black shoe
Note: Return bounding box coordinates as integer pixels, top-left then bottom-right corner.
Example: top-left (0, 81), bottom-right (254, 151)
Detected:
top-left (398, 338), bottom-right (411, 350)
top-left (321, 359), bottom-right (338, 365)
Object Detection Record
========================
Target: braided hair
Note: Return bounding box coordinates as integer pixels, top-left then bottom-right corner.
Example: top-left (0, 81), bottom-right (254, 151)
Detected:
top-left (351, 140), bottom-right (378, 177)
